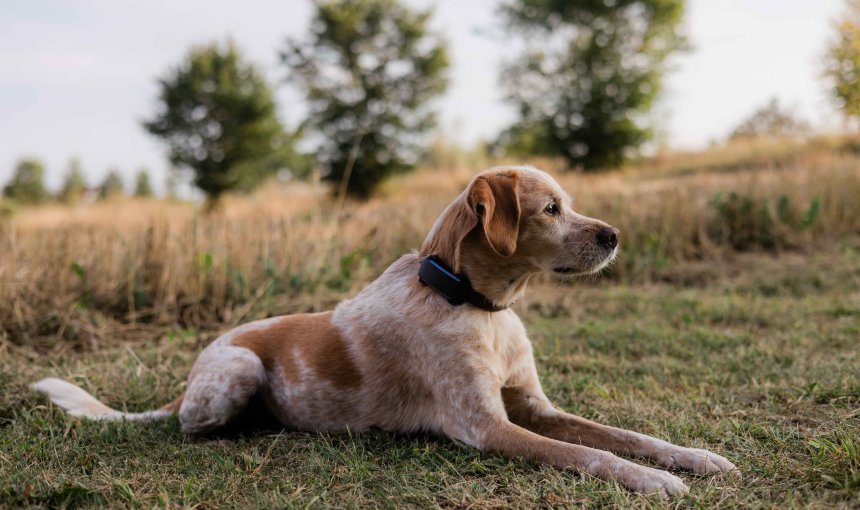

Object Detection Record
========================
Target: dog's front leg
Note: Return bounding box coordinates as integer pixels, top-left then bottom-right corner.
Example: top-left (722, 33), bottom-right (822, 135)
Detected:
top-left (461, 412), bottom-right (689, 496)
top-left (502, 385), bottom-right (737, 476)
top-left (448, 389), bottom-right (689, 497)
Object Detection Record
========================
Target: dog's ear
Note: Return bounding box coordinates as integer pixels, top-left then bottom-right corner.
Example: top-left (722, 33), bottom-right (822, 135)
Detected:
top-left (420, 171), bottom-right (521, 271)
top-left (469, 172), bottom-right (521, 257)
top-left (420, 189), bottom-right (478, 272)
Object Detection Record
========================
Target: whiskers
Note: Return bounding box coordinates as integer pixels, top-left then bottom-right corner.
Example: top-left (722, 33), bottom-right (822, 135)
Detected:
top-left (553, 245), bottom-right (620, 284)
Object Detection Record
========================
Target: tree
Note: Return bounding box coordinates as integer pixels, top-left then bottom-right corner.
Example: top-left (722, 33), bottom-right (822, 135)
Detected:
top-left (729, 98), bottom-right (810, 141)
top-left (3, 158), bottom-right (49, 205)
top-left (98, 170), bottom-right (124, 200)
top-left (143, 41), bottom-right (295, 204)
top-left (824, 0), bottom-right (860, 124)
top-left (496, 0), bottom-right (686, 169)
top-left (58, 158), bottom-right (87, 204)
top-left (281, 0), bottom-right (449, 197)
top-left (134, 169), bottom-right (154, 197)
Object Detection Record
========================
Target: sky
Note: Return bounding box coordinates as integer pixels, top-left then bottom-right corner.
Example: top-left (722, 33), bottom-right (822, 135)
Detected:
top-left (0, 0), bottom-right (847, 194)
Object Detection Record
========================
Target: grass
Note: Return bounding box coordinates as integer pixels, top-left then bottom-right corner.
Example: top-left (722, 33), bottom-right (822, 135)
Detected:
top-left (2, 243), bottom-right (858, 508)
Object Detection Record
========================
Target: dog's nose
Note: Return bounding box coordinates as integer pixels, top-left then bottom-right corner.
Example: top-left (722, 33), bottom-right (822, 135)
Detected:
top-left (596, 227), bottom-right (620, 249)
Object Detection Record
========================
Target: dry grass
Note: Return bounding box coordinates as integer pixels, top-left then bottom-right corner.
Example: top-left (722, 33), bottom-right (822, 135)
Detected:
top-left (2, 138), bottom-right (859, 345)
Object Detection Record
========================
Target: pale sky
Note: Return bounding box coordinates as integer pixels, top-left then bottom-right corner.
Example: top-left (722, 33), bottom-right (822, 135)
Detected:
top-left (0, 0), bottom-right (846, 194)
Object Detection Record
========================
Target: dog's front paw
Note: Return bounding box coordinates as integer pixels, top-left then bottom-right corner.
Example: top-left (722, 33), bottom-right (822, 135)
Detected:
top-left (621, 464), bottom-right (689, 497)
top-left (660, 447), bottom-right (738, 476)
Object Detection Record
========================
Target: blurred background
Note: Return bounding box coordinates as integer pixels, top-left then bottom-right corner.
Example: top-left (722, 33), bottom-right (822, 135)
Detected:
top-left (2, 0), bottom-right (859, 334)
top-left (2, 0), bottom-right (859, 333)
top-left (0, 0), bottom-right (849, 198)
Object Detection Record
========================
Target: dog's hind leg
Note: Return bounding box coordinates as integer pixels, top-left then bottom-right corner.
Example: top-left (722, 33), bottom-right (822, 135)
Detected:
top-left (179, 345), bottom-right (266, 435)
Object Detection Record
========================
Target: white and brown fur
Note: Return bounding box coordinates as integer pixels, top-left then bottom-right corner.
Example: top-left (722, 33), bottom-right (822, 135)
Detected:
top-left (33, 166), bottom-right (736, 496)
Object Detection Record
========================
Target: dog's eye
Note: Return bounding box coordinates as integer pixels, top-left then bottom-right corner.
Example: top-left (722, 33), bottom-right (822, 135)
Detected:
top-left (544, 203), bottom-right (560, 216)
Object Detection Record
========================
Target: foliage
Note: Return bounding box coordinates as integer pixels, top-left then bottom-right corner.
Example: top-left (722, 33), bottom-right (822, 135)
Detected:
top-left (97, 169), bottom-right (124, 200)
top-left (496, 0), bottom-right (686, 169)
top-left (143, 41), bottom-right (298, 204)
top-left (824, 0), bottom-right (860, 121)
top-left (58, 158), bottom-right (87, 204)
top-left (0, 199), bottom-right (16, 220)
top-left (3, 158), bottom-right (49, 205)
top-left (708, 191), bottom-right (819, 250)
top-left (729, 98), bottom-right (811, 141)
top-left (134, 169), bottom-right (154, 197)
top-left (282, 0), bottom-right (449, 197)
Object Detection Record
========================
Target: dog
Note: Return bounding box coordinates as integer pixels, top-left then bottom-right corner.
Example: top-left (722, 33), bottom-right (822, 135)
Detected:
top-left (33, 166), bottom-right (736, 496)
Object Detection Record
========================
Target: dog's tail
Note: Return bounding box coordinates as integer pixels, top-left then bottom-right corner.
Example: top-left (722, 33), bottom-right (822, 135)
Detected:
top-left (31, 377), bottom-right (182, 421)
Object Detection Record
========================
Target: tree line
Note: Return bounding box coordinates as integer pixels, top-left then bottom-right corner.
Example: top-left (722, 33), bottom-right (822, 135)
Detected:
top-left (2, 159), bottom-right (158, 206)
top-left (5, 0), bottom-right (860, 206)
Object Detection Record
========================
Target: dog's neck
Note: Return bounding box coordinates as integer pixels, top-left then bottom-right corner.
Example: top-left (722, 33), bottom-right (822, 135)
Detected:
top-left (457, 232), bottom-right (540, 308)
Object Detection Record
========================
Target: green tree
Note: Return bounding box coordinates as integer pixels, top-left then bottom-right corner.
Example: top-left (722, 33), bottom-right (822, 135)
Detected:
top-left (134, 169), bottom-right (154, 197)
top-left (824, 0), bottom-right (860, 123)
top-left (98, 170), bottom-right (124, 200)
top-left (729, 98), bottom-right (810, 141)
top-left (497, 0), bottom-right (686, 169)
top-left (143, 41), bottom-right (295, 204)
top-left (3, 158), bottom-right (49, 205)
top-left (282, 0), bottom-right (449, 197)
top-left (58, 158), bottom-right (87, 204)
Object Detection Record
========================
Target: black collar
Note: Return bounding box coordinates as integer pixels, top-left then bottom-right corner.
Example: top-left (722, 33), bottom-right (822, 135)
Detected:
top-left (418, 255), bottom-right (507, 312)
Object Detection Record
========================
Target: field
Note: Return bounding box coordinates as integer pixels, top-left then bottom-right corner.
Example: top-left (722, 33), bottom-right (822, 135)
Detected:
top-left (1, 139), bottom-right (859, 508)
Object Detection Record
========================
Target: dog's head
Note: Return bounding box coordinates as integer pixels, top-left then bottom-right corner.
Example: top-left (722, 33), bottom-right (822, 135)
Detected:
top-left (421, 166), bottom-right (619, 293)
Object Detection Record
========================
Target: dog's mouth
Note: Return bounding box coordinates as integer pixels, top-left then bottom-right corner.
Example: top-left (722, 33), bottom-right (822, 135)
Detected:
top-left (553, 247), bottom-right (618, 276)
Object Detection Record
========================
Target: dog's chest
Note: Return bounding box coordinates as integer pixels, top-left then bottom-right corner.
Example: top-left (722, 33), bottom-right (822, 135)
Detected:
top-left (465, 311), bottom-right (530, 385)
